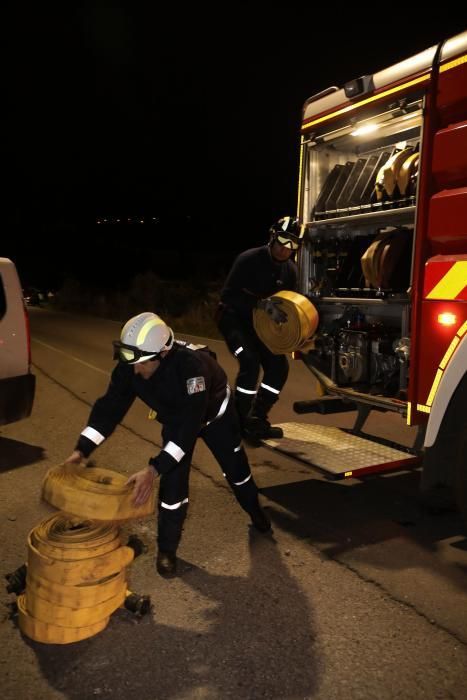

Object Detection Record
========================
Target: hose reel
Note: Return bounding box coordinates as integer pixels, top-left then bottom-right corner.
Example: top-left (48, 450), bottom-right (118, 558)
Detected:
top-left (253, 290), bottom-right (319, 354)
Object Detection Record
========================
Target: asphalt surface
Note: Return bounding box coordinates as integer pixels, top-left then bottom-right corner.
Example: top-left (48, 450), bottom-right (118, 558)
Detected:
top-left (1, 307), bottom-right (467, 699)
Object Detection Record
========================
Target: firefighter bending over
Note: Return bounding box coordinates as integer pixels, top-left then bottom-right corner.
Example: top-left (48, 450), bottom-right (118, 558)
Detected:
top-left (217, 216), bottom-right (302, 442)
top-left (64, 312), bottom-right (271, 578)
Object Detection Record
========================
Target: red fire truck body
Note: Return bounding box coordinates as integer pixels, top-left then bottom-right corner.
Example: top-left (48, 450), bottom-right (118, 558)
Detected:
top-left (265, 30), bottom-right (467, 521)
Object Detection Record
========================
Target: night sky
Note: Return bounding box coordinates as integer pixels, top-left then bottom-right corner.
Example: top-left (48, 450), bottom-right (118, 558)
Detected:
top-left (4, 7), bottom-right (465, 289)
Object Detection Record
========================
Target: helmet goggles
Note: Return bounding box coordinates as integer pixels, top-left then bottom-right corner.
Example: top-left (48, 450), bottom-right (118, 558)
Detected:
top-left (112, 340), bottom-right (160, 364)
top-left (276, 234), bottom-right (301, 251)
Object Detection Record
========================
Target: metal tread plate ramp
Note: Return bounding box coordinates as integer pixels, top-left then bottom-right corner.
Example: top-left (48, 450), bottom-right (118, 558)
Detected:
top-left (262, 422), bottom-right (419, 479)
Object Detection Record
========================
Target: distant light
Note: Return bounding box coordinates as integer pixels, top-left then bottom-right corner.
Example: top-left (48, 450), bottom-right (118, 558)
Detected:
top-left (116, 219), bottom-right (120, 222)
top-left (140, 219), bottom-right (144, 223)
top-left (351, 123), bottom-right (380, 137)
top-left (438, 312), bottom-right (457, 326)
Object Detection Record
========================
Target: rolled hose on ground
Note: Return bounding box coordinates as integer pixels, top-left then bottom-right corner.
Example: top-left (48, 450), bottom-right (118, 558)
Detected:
top-left (14, 512), bottom-right (148, 644)
top-left (42, 463), bottom-right (156, 521)
top-left (253, 290), bottom-right (319, 355)
top-left (17, 589), bottom-right (151, 644)
top-left (5, 536), bottom-right (145, 579)
top-left (26, 514), bottom-right (134, 586)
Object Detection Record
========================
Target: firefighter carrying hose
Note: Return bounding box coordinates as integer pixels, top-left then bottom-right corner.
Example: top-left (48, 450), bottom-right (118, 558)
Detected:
top-left (64, 312), bottom-right (271, 578)
top-left (217, 216), bottom-right (302, 442)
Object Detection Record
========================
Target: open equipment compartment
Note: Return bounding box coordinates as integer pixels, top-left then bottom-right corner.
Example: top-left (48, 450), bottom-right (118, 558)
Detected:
top-left (297, 93), bottom-right (424, 399)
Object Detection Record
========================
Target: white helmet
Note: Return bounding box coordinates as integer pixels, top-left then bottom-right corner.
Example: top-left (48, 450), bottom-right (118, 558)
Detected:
top-left (113, 312), bottom-right (174, 364)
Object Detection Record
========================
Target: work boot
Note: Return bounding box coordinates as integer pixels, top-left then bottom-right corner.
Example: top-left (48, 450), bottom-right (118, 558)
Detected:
top-left (244, 389), bottom-right (283, 440)
top-left (156, 550), bottom-right (177, 578)
top-left (249, 505), bottom-right (272, 533)
top-left (240, 425), bottom-right (261, 447)
top-left (243, 415), bottom-right (284, 441)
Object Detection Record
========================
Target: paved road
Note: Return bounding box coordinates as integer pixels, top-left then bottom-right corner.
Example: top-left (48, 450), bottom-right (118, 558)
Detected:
top-left (1, 307), bottom-right (466, 699)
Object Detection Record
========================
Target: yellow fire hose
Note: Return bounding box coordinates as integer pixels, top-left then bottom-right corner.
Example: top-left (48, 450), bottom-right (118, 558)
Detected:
top-left (11, 462), bottom-right (156, 644)
top-left (26, 569), bottom-right (127, 608)
top-left (253, 290), bottom-right (319, 355)
top-left (17, 595), bottom-right (110, 644)
top-left (42, 463), bottom-right (156, 521)
top-left (26, 520), bottom-right (134, 586)
top-left (17, 513), bottom-right (134, 643)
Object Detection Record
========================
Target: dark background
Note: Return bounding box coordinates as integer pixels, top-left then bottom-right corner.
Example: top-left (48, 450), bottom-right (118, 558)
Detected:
top-left (3, 7), bottom-right (465, 290)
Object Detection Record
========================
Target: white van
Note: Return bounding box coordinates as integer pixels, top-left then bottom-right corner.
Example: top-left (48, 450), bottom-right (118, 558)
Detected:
top-left (0, 258), bottom-right (35, 424)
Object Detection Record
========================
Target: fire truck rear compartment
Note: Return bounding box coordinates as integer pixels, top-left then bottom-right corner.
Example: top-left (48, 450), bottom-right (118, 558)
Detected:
top-left (299, 96), bottom-right (423, 400)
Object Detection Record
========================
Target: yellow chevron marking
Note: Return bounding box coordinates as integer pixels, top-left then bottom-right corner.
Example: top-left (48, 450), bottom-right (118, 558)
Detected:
top-left (417, 404), bottom-right (431, 414)
top-left (426, 261), bottom-right (467, 300)
top-left (422, 320), bottom-right (466, 410)
top-left (427, 369), bottom-right (443, 406)
top-left (439, 335), bottom-right (460, 370)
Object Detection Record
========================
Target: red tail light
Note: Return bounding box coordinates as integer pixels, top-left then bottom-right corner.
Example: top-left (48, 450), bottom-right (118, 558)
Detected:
top-left (437, 312), bottom-right (457, 326)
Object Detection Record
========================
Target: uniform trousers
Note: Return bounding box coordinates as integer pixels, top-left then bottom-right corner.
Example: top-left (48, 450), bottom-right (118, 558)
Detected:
top-left (217, 308), bottom-right (289, 422)
top-left (157, 397), bottom-right (261, 552)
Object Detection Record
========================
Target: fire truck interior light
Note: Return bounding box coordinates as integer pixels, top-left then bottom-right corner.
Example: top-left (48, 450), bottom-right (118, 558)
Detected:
top-left (351, 123), bottom-right (380, 137)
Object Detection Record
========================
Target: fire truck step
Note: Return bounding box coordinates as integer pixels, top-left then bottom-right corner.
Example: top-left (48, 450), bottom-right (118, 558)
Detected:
top-left (293, 397), bottom-right (356, 415)
top-left (261, 422), bottom-right (419, 479)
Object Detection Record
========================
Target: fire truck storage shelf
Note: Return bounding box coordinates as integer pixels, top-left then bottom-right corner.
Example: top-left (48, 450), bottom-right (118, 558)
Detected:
top-left (306, 205), bottom-right (415, 229)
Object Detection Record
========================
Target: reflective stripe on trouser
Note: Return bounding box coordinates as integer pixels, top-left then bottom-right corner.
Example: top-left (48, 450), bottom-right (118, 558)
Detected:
top-left (157, 439), bottom-right (193, 553)
top-left (218, 311), bottom-right (261, 419)
top-left (235, 386), bottom-right (256, 422)
top-left (250, 377), bottom-right (288, 421)
top-left (200, 398), bottom-right (260, 514)
top-left (158, 396), bottom-right (261, 552)
top-left (218, 310), bottom-right (289, 418)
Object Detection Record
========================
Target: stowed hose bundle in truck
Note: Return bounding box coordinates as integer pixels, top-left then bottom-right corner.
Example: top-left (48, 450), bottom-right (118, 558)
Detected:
top-left (259, 30), bottom-right (467, 523)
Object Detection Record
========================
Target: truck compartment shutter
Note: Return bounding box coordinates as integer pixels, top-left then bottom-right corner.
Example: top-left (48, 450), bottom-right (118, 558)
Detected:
top-left (432, 120), bottom-right (467, 189)
top-left (427, 187), bottom-right (467, 242)
top-left (437, 59), bottom-right (467, 127)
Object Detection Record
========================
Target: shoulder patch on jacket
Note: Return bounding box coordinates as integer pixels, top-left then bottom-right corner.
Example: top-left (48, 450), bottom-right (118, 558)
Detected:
top-left (186, 376), bottom-right (206, 395)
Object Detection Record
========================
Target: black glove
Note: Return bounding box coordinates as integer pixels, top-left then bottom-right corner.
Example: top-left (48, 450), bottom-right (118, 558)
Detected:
top-left (257, 297), bottom-right (287, 324)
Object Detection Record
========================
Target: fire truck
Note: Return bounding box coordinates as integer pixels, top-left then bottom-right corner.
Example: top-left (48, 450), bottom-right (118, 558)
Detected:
top-left (264, 30), bottom-right (467, 523)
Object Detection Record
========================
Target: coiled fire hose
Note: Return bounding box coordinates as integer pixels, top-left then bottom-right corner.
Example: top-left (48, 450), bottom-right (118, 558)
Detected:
top-left (14, 513), bottom-right (143, 644)
top-left (253, 290), bottom-right (319, 355)
top-left (42, 463), bottom-right (156, 521)
top-left (7, 463), bottom-right (155, 644)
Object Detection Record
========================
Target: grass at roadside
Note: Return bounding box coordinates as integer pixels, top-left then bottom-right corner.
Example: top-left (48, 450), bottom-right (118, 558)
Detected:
top-left (51, 271), bottom-right (223, 339)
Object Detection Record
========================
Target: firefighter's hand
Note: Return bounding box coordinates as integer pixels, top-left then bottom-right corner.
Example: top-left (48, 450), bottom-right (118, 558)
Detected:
top-left (258, 297), bottom-right (287, 324)
top-left (63, 450), bottom-right (85, 467)
top-left (126, 467), bottom-right (155, 506)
